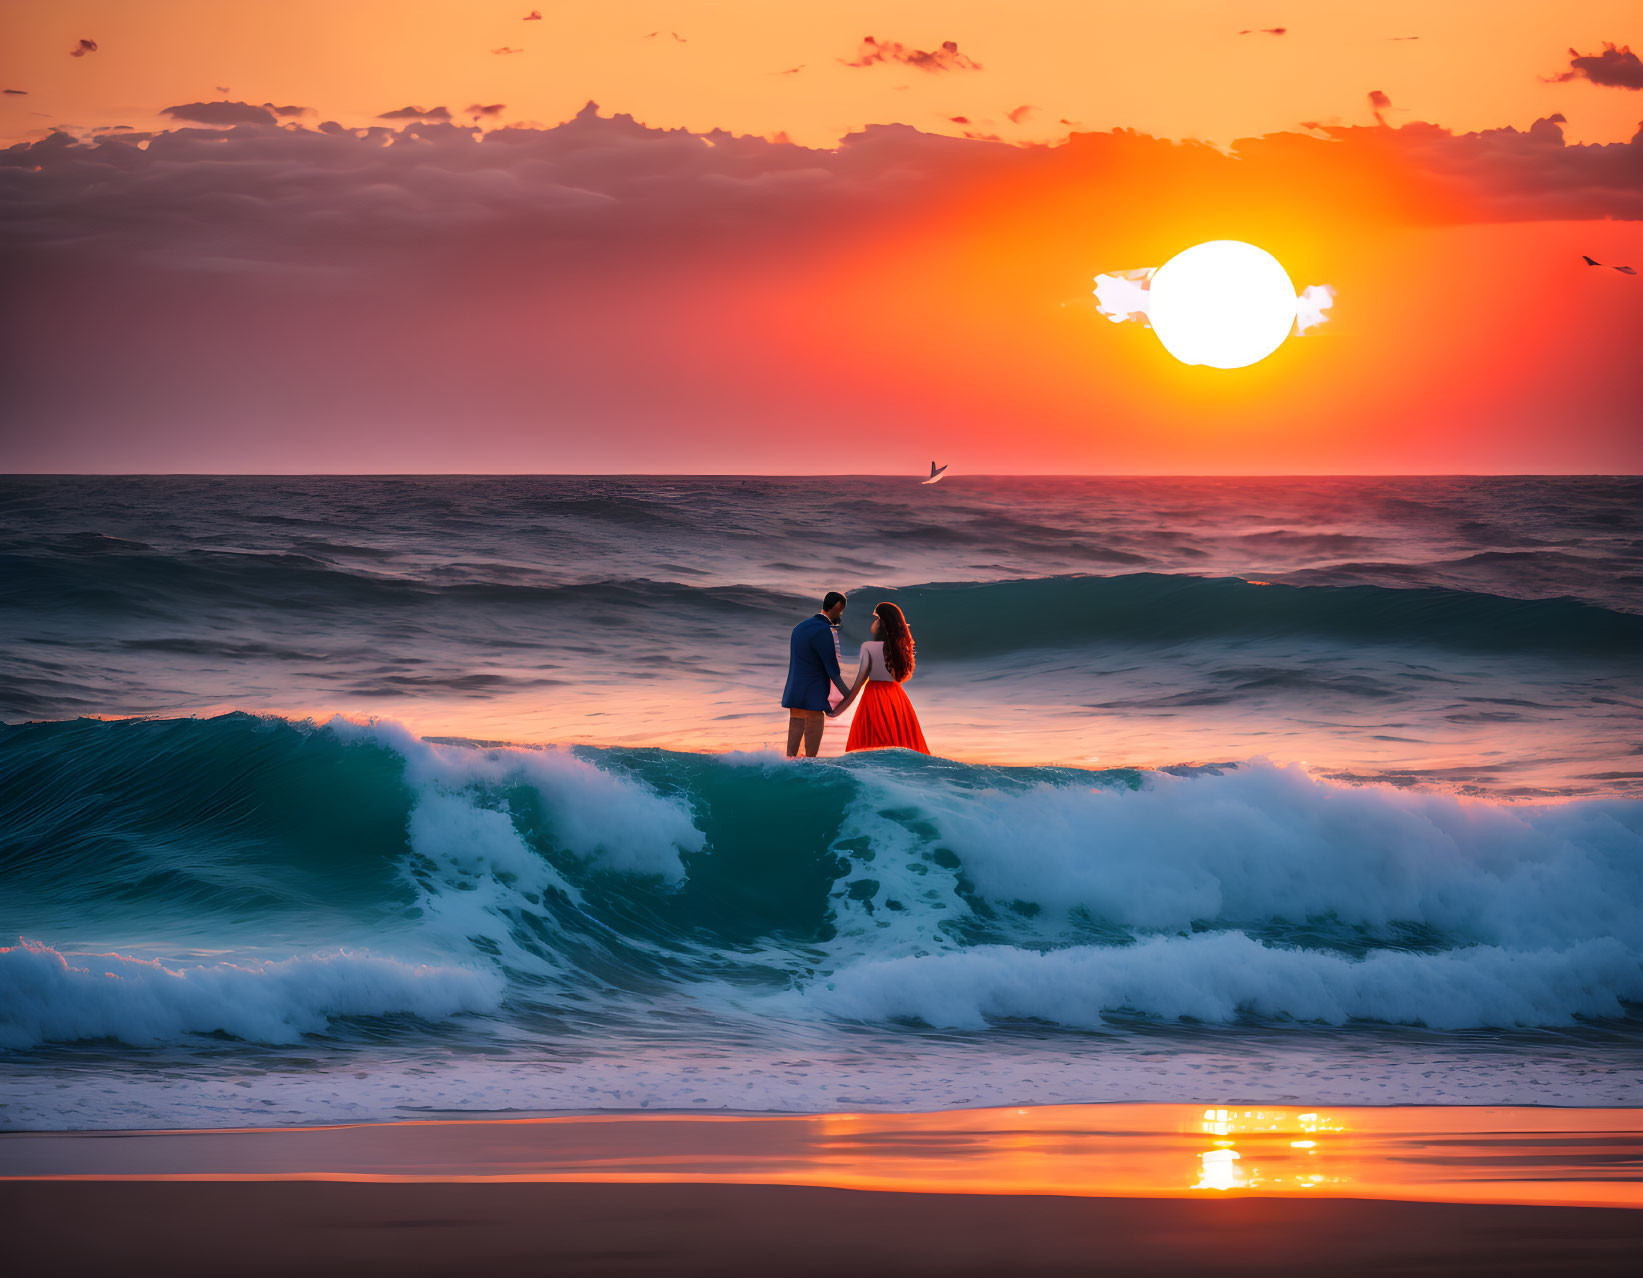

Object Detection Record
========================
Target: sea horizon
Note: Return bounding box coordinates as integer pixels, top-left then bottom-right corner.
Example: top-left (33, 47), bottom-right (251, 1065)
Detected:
top-left (8, 470), bottom-right (1643, 479)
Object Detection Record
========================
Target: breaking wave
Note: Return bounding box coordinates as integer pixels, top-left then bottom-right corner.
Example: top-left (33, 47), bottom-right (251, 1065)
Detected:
top-left (2, 713), bottom-right (1640, 1048)
top-left (0, 940), bottom-right (502, 1049)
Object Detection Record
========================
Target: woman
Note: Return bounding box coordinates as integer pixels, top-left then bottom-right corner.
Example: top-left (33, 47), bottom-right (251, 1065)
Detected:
top-left (828, 601), bottom-right (930, 754)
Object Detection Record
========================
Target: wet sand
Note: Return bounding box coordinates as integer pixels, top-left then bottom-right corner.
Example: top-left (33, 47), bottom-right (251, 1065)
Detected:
top-left (4, 1105), bottom-right (1639, 1275)
top-left (6, 1104), bottom-right (1639, 1206)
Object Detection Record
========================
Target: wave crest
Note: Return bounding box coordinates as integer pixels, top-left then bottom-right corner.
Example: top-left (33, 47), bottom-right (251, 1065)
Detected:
top-left (3, 714), bottom-right (1641, 1040)
top-left (0, 938), bottom-right (503, 1049)
top-left (789, 933), bottom-right (1643, 1030)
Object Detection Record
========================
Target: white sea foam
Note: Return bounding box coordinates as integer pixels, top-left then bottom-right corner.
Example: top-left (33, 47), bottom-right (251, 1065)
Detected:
top-left (787, 932), bottom-right (1643, 1030)
top-left (776, 761), bottom-right (1643, 1029)
top-left (849, 761), bottom-right (1643, 949)
top-left (329, 716), bottom-right (704, 882)
top-left (399, 791), bottom-right (578, 974)
top-left (0, 938), bottom-right (504, 1049)
top-left (4, 1030), bottom-right (1640, 1130)
top-left (324, 717), bottom-right (718, 988)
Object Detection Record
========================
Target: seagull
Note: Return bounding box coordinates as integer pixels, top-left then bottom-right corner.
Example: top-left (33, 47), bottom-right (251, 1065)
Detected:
top-left (922, 461), bottom-right (949, 485)
top-left (1583, 255), bottom-right (1602, 266)
top-left (1617, 266), bottom-right (1637, 275)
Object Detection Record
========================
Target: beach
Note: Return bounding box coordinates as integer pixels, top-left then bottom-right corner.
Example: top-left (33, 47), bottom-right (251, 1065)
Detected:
top-left (5, 1104), bottom-right (1641, 1274)
top-left (10, 1181), bottom-right (1643, 1276)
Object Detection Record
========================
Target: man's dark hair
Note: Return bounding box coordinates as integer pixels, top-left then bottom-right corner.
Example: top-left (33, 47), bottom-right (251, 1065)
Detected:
top-left (822, 591), bottom-right (847, 611)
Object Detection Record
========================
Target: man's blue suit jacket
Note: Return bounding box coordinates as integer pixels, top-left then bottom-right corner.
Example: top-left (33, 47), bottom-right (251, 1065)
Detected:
top-left (782, 614), bottom-right (844, 712)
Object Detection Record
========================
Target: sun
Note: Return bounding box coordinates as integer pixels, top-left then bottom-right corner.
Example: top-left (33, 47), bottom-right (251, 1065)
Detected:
top-left (1147, 241), bottom-right (1299, 369)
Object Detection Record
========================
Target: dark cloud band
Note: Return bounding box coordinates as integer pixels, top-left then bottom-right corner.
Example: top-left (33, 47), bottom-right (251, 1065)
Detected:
top-left (3, 104), bottom-right (1638, 282)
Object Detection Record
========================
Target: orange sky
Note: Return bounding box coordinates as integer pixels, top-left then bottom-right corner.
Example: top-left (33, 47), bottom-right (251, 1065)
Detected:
top-left (0, 2), bottom-right (1639, 473)
top-left (5, 1), bottom-right (1642, 148)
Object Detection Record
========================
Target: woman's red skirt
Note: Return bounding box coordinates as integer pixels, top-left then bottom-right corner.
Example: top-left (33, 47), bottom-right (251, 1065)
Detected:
top-left (845, 680), bottom-right (930, 754)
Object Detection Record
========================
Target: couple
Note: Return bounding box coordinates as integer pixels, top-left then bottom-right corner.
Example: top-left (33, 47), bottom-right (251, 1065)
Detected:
top-left (782, 591), bottom-right (930, 758)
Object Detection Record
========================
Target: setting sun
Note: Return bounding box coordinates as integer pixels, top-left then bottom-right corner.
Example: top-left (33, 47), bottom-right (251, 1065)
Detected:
top-left (1147, 240), bottom-right (1299, 369)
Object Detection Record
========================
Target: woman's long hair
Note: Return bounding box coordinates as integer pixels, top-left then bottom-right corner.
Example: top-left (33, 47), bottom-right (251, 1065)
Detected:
top-left (874, 601), bottom-right (915, 682)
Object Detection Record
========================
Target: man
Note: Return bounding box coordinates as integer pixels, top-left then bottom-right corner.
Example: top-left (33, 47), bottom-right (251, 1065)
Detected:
top-left (782, 591), bottom-right (850, 757)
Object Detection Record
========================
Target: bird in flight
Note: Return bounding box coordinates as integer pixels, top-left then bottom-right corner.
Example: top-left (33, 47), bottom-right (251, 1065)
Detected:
top-left (1583, 255), bottom-right (1602, 266)
top-left (922, 461), bottom-right (949, 484)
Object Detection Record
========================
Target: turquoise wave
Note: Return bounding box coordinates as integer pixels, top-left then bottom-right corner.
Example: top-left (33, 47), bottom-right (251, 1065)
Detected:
top-left (3, 714), bottom-right (1641, 1048)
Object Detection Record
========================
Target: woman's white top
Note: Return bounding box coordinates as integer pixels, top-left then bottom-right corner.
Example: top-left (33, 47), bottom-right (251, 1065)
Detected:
top-left (859, 640), bottom-right (895, 682)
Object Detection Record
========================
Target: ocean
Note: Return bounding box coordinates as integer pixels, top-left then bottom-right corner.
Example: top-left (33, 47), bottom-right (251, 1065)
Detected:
top-left (1, 474), bottom-right (1640, 1129)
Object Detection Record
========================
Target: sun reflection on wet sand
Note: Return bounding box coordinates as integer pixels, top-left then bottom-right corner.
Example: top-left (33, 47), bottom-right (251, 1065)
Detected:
top-left (3, 1105), bottom-right (1638, 1209)
top-left (1192, 1107), bottom-right (1351, 1194)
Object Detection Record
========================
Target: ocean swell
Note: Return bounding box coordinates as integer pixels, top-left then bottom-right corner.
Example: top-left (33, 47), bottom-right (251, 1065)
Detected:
top-left (6, 545), bottom-right (1639, 658)
top-left (871, 574), bottom-right (1643, 658)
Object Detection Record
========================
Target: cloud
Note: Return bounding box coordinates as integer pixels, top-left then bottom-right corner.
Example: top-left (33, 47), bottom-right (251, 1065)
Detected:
top-left (4, 104), bottom-right (1640, 285)
top-left (160, 101), bottom-right (282, 127)
top-left (1369, 89), bottom-right (1393, 125)
top-left (1239, 28), bottom-right (1287, 36)
top-left (492, 47), bottom-right (523, 56)
top-left (1295, 284), bottom-right (1336, 333)
top-left (378, 105), bottom-right (452, 121)
top-left (843, 36), bottom-right (982, 73)
top-left (1528, 112), bottom-right (1568, 142)
top-left (779, 65), bottom-right (804, 75)
top-left (0, 105), bottom-right (1026, 296)
top-left (3, 89), bottom-right (26, 96)
top-left (467, 103), bottom-right (506, 119)
top-left (1092, 268), bottom-right (1153, 324)
top-left (159, 101), bottom-right (311, 128)
top-left (1548, 42), bottom-right (1643, 90)
top-left (1293, 112), bottom-right (1643, 221)
top-left (524, 9), bottom-right (541, 18)
top-left (1007, 105), bottom-right (1035, 125)
top-left (1094, 267), bottom-right (1336, 335)
top-left (948, 116), bottom-right (971, 125)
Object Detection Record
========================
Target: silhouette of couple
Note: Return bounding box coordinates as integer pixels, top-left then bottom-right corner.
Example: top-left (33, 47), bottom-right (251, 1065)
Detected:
top-left (781, 592), bottom-right (929, 758)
